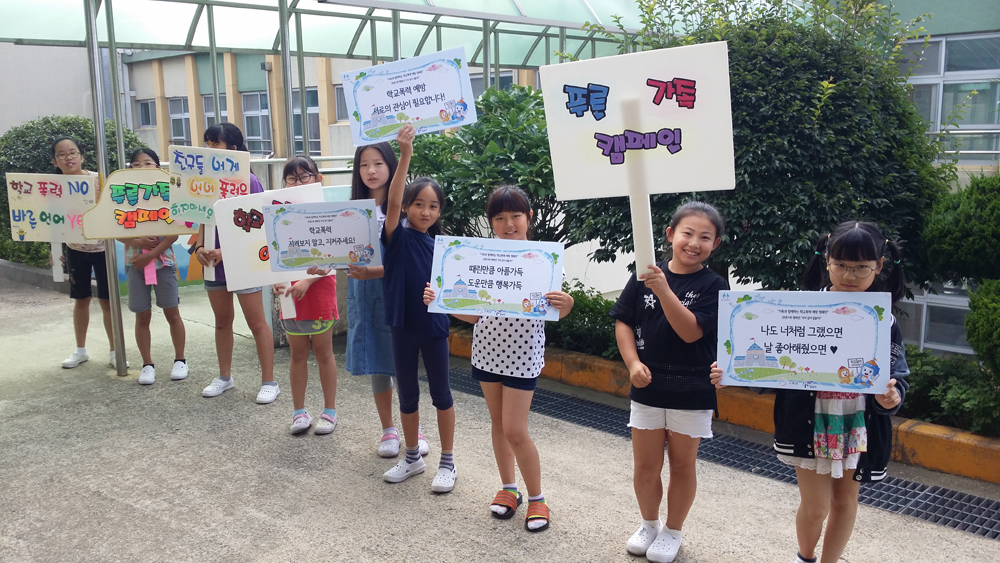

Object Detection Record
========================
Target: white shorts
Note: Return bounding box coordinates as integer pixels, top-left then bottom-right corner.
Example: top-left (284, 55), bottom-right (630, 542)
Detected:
top-left (628, 401), bottom-right (714, 439)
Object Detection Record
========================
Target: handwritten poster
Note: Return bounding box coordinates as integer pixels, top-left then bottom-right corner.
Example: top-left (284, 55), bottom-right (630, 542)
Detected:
top-left (81, 168), bottom-right (197, 239)
top-left (213, 183), bottom-right (324, 291)
top-left (717, 291), bottom-right (892, 394)
top-left (342, 47), bottom-right (478, 145)
top-left (263, 200), bottom-right (381, 272)
top-left (167, 145), bottom-right (251, 224)
top-left (7, 172), bottom-right (98, 245)
top-left (428, 236), bottom-right (564, 322)
top-left (538, 41), bottom-right (735, 201)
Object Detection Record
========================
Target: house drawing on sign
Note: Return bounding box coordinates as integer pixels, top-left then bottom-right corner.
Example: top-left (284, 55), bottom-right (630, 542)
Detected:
top-left (279, 247), bottom-right (312, 262)
top-left (370, 113), bottom-right (386, 128)
top-left (441, 276), bottom-right (478, 300)
top-left (733, 339), bottom-right (779, 368)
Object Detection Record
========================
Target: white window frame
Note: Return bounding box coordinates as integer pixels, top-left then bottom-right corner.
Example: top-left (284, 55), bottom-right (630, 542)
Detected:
top-left (167, 97), bottom-right (190, 146)
top-left (203, 95), bottom-right (228, 128)
top-left (292, 87), bottom-right (321, 156)
top-left (242, 91), bottom-right (272, 156)
top-left (334, 84), bottom-right (348, 122)
top-left (136, 99), bottom-right (156, 128)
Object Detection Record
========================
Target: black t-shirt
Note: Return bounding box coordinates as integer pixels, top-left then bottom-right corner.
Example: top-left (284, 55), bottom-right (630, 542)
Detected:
top-left (609, 262), bottom-right (729, 410)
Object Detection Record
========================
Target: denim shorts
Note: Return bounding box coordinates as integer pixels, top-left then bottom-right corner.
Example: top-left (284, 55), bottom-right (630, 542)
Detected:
top-left (204, 278), bottom-right (261, 295)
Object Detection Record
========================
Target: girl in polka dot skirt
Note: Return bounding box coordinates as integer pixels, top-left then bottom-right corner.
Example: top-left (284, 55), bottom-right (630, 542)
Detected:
top-left (423, 185), bottom-right (574, 532)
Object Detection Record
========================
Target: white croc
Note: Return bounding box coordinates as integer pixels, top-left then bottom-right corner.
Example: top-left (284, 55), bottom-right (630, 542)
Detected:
top-left (430, 466), bottom-right (457, 494)
top-left (170, 361), bottom-right (189, 381)
top-left (645, 528), bottom-right (683, 563)
top-left (290, 412), bottom-right (313, 434)
top-left (418, 430), bottom-right (429, 456)
top-left (202, 377), bottom-right (234, 398)
top-left (314, 414), bottom-right (337, 435)
top-left (256, 384), bottom-right (280, 404)
top-left (383, 457), bottom-right (426, 483)
top-left (626, 521), bottom-right (663, 556)
top-left (378, 432), bottom-right (401, 458)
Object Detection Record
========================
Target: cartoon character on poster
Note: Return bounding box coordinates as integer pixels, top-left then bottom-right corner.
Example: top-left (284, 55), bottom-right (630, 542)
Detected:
top-left (716, 290), bottom-right (892, 394)
top-left (427, 236), bottom-right (564, 322)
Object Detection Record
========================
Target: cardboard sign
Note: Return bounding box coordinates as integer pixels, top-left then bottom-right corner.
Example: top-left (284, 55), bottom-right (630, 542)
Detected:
top-left (428, 236), bottom-right (564, 321)
top-left (7, 172), bottom-right (97, 245)
top-left (212, 183), bottom-right (324, 291)
top-left (81, 168), bottom-right (197, 239)
top-left (263, 200), bottom-right (381, 272)
top-left (167, 145), bottom-right (251, 224)
top-left (717, 291), bottom-right (893, 393)
top-left (342, 47), bottom-right (478, 145)
top-left (539, 42), bottom-right (735, 270)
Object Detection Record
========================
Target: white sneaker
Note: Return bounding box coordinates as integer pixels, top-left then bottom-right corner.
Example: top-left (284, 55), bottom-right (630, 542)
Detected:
top-left (170, 361), bottom-right (189, 381)
top-left (108, 351), bottom-right (130, 369)
top-left (646, 528), bottom-right (683, 563)
top-left (383, 457), bottom-right (426, 483)
top-left (418, 430), bottom-right (429, 457)
top-left (430, 466), bottom-right (457, 493)
top-left (626, 521), bottom-right (663, 556)
top-left (62, 351), bottom-right (88, 369)
top-left (314, 413), bottom-right (337, 435)
top-left (290, 412), bottom-right (313, 434)
top-left (378, 432), bottom-right (401, 458)
top-left (256, 383), bottom-right (280, 404)
top-left (138, 365), bottom-right (156, 385)
top-left (202, 377), bottom-right (234, 397)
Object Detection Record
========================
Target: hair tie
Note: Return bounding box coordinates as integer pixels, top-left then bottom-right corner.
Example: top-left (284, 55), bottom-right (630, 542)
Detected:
top-left (894, 259), bottom-right (900, 264)
top-left (885, 238), bottom-right (889, 246)
top-left (814, 251), bottom-right (822, 255)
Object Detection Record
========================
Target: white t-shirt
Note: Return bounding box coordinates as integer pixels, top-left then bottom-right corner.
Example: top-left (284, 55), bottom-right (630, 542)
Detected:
top-left (471, 316), bottom-right (547, 378)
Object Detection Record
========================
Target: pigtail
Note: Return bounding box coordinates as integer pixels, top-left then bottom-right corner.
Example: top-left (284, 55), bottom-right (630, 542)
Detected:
top-left (802, 233), bottom-right (830, 290)
top-left (882, 240), bottom-right (906, 303)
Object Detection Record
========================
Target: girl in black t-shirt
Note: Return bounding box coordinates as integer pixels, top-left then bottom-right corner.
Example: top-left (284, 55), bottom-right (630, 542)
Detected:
top-left (610, 202), bottom-right (728, 563)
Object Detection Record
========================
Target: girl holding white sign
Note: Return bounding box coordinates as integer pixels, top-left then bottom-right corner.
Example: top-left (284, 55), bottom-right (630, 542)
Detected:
top-left (54, 137), bottom-right (120, 370)
top-left (273, 157), bottom-right (340, 435)
top-left (611, 202), bottom-right (729, 563)
top-left (765, 222), bottom-right (909, 563)
top-left (194, 123), bottom-right (278, 404)
top-left (379, 125), bottom-right (456, 493)
top-left (422, 185), bottom-right (574, 532)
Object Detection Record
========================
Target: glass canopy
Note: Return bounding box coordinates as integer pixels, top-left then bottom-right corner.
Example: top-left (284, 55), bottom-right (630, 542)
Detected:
top-left (0, 0), bottom-right (639, 68)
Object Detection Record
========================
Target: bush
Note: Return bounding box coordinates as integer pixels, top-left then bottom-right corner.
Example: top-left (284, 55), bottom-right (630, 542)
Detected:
top-left (899, 345), bottom-right (1000, 437)
top-left (564, 0), bottom-right (952, 287)
top-left (0, 115), bottom-right (146, 267)
top-left (544, 280), bottom-right (620, 361)
top-left (966, 279), bottom-right (1000, 378)
top-left (409, 85), bottom-right (571, 246)
top-left (922, 174), bottom-right (1000, 284)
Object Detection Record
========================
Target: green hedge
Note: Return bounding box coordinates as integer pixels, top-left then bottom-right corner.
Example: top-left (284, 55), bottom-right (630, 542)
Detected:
top-left (544, 281), bottom-right (621, 361)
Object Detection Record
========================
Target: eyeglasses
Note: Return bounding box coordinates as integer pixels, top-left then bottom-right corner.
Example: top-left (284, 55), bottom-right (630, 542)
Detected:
top-left (828, 262), bottom-right (875, 279)
top-left (284, 173), bottom-right (317, 185)
top-left (55, 151), bottom-right (81, 160)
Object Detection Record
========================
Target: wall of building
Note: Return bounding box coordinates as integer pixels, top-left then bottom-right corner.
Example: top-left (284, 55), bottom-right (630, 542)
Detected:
top-left (0, 44), bottom-right (93, 134)
top-left (887, 0), bottom-right (1000, 36)
top-left (161, 57), bottom-right (187, 98)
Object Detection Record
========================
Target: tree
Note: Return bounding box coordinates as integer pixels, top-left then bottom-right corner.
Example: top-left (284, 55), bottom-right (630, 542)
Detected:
top-left (478, 289), bottom-right (490, 301)
top-left (779, 356), bottom-right (794, 370)
top-left (1, 115), bottom-right (148, 267)
top-left (564, 0), bottom-right (952, 289)
top-left (922, 173), bottom-right (1000, 284)
top-left (408, 85), bottom-right (572, 246)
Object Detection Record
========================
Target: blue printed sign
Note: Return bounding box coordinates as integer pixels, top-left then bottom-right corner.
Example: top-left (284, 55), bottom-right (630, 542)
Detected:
top-left (342, 47), bottom-right (478, 146)
top-left (262, 200), bottom-right (381, 271)
top-left (717, 291), bottom-right (892, 394)
top-left (428, 236), bottom-right (564, 321)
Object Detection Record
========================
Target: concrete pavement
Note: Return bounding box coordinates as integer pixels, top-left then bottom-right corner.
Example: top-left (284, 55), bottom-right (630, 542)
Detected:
top-left (1, 278), bottom-right (998, 562)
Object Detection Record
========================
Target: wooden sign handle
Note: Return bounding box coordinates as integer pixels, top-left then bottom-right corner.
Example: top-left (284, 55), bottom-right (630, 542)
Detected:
top-left (203, 228), bottom-right (216, 282)
top-left (51, 245), bottom-right (64, 283)
top-left (622, 98), bottom-right (658, 274)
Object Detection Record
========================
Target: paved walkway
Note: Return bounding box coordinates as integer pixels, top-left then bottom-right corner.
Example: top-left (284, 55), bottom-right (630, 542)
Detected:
top-left (2, 278), bottom-right (998, 562)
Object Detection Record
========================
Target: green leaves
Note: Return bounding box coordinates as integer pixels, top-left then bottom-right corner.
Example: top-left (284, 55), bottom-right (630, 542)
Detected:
top-left (922, 174), bottom-right (1000, 284)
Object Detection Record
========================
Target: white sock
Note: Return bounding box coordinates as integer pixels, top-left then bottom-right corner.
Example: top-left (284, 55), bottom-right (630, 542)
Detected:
top-left (491, 484), bottom-right (518, 516)
top-left (76, 347), bottom-right (86, 355)
top-left (643, 518), bottom-right (662, 530)
top-left (383, 426), bottom-right (398, 435)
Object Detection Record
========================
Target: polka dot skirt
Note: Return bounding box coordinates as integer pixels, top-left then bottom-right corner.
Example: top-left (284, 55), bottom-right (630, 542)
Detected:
top-left (471, 316), bottom-right (546, 378)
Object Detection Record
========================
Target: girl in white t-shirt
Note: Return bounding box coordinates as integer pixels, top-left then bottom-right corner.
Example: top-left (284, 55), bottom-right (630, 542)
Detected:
top-left (423, 185), bottom-right (573, 532)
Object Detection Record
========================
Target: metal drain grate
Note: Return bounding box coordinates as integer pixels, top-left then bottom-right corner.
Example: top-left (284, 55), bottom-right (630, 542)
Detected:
top-left (438, 367), bottom-right (1000, 540)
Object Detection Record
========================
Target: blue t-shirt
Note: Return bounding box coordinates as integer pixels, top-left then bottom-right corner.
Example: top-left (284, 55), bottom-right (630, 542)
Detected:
top-left (382, 223), bottom-right (449, 337)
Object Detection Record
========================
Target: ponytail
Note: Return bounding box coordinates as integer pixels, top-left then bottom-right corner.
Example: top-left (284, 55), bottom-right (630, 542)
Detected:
top-left (802, 233), bottom-right (831, 291)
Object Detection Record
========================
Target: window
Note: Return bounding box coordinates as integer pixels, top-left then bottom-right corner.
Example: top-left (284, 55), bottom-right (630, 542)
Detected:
top-left (470, 71), bottom-right (514, 99)
top-left (335, 85), bottom-right (348, 122)
top-left (168, 97), bottom-right (190, 146)
top-left (292, 87), bottom-right (320, 155)
top-left (242, 91), bottom-right (271, 155)
top-left (902, 33), bottom-right (1000, 163)
top-left (203, 95), bottom-right (228, 128)
top-left (137, 100), bottom-right (156, 127)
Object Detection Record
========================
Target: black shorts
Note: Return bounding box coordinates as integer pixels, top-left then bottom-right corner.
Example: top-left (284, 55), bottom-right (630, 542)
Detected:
top-left (471, 365), bottom-right (538, 391)
top-left (66, 247), bottom-right (109, 300)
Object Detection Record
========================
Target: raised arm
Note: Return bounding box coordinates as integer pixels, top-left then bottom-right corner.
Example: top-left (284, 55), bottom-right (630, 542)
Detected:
top-left (382, 124), bottom-right (415, 244)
